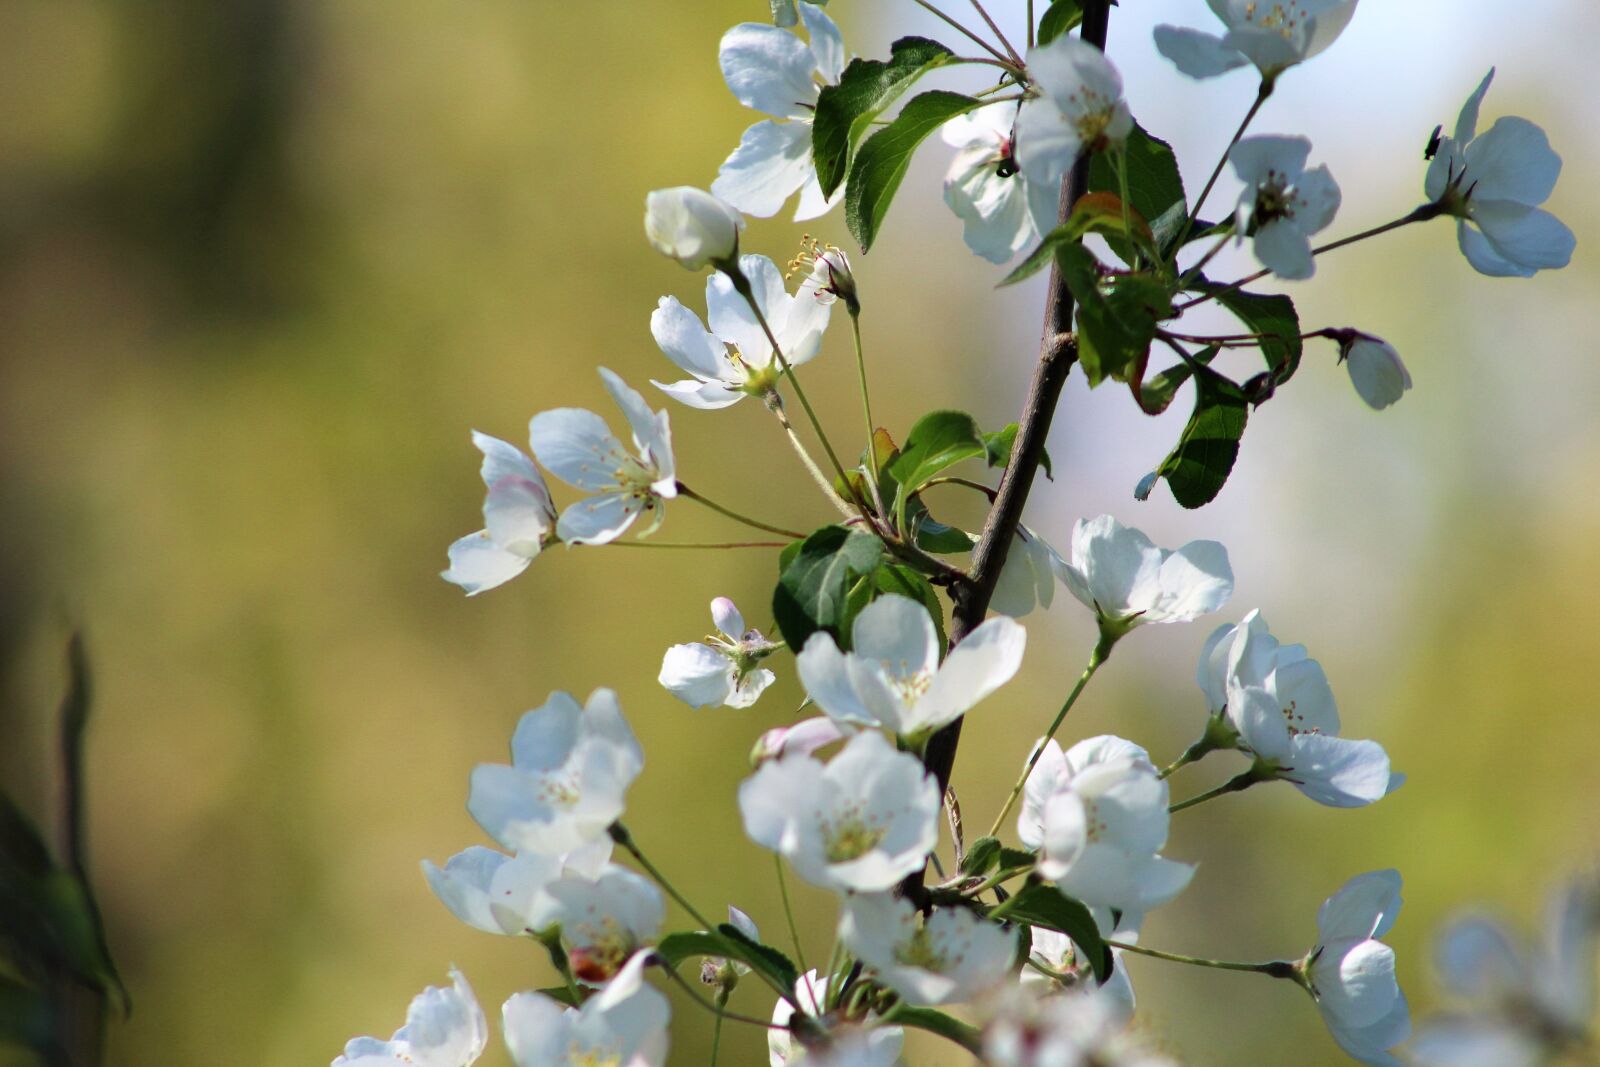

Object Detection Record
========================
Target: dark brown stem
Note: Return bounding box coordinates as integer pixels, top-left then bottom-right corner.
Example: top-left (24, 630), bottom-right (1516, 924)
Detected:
top-left (905, 0), bottom-right (1111, 902)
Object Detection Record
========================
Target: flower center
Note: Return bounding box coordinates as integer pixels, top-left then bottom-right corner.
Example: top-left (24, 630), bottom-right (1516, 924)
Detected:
top-left (1281, 698), bottom-right (1320, 737)
top-left (1081, 797), bottom-right (1110, 843)
top-left (1242, 1), bottom-right (1312, 38)
top-left (821, 805), bottom-right (888, 863)
top-left (567, 1041), bottom-right (624, 1067)
top-left (537, 773), bottom-right (583, 810)
top-left (1253, 170), bottom-right (1301, 224)
top-left (894, 926), bottom-right (950, 972)
top-left (882, 661), bottom-right (934, 705)
top-left (567, 917), bottom-right (635, 982)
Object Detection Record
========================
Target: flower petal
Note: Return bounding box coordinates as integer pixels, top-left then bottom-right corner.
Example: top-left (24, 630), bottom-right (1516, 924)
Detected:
top-left (659, 643), bottom-right (735, 708)
top-left (720, 22), bottom-right (820, 119)
top-left (650, 296), bottom-right (732, 381)
top-left (712, 120), bottom-right (815, 219)
top-left (528, 408), bottom-right (629, 492)
top-left (917, 615), bottom-right (1026, 729)
top-left (557, 493), bottom-right (643, 546)
top-left (442, 532), bottom-right (533, 596)
top-left (1152, 25), bottom-right (1248, 79)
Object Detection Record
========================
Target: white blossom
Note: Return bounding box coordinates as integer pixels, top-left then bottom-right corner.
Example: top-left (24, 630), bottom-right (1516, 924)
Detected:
top-left (421, 839), bottom-right (611, 938)
top-left (1054, 515), bottom-right (1232, 639)
top-left (650, 254), bottom-right (831, 410)
top-left (659, 597), bottom-right (780, 709)
top-left (1204, 610), bottom-right (1398, 808)
top-left (334, 968), bottom-right (488, 1067)
top-left (442, 432), bottom-right (558, 596)
top-left (769, 970), bottom-right (904, 1067)
top-left (529, 368), bottom-right (677, 545)
top-left (1022, 925), bottom-right (1137, 1019)
top-left (713, 3), bottom-right (845, 220)
top-left (839, 893), bottom-right (1014, 1006)
top-left (1020, 737), bottom-right (1194, 914)
top-left (1411, 871), bottom-right (1600, 1067)
top-left (1014, 35), bottom-right (1132, 190)
top-left (739, 729), bottom-right (939, 894)
top-left (502, 951), bottom-right (670, 1067)
top-left (992, 526), bottom-right (1066, 619)
top-left (940, 105), bottom-right (1057, 263)
top-left (1229, 135), bottom-right (1341, 280)
top-left (1306, 870), bottom-right (1409, 1066)
top-left (1341, 334), bottom-right (1412, 411)
top-left (1425, 69), bottom-right (1575, 278)
top-left (986, 985), bottom-right (1176, 1067)
top-left (532, 863), bottom-right (664, 985)
top-left (1153, 0), bottom-right (1357, 82)
top-left (468, 689), bottom-right (644, 855)
top-left (644, 187), bottom-right (744, 271)
top-left (796, 593), bottom-right (1026, 739)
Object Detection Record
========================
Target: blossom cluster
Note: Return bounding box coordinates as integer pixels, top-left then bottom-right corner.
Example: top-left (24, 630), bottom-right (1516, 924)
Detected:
top-left (337, 3), bottom-right (1579, 1066)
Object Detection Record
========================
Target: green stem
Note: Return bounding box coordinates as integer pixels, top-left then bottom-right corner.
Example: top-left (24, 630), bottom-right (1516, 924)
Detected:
top-left (709, 1002), bottom-right (725, 1067)
top-left (1110, 939), bottom-right (1299, 978)
top-left (657, 964), bottom-right (787, 1028)
top-left (1026, 0), bottom-right (1035, 48)
top-left (774, 855), bottom-right (809, 976)
top-left (767, 395), bottom-right (854, 518)
top-left (611, 539), bottom-right (789, 550)
top-left (1171, 80), bottom-right (1272, 259)
top-left (675, 483), bottom-right (806, 540)
top-left (966, 0), bottom-right (1023, 64)
top-left (987, 640), bottom-right (1110, 838)
top-left (1175, 203), bottom-right (1440, 312)
top-left (1168, 768), bottom-right (1261, 813)
top-left (922, 475), bottom-right (997, 500)
top-left (609, 823), bottom-right (714, 931)
top-left (1114, 145), bottom-right (1138, 267)
top-left (848, 312), bottom-right (881, 512)
top-left (910, 0), bottom-right (1014, 65)
top-left (966, 864), bottom-right (1032, 898)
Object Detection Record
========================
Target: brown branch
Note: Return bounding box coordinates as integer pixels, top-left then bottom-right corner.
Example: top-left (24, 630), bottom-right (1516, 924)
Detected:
top-left (904, 0), bottom-right (1112, 904)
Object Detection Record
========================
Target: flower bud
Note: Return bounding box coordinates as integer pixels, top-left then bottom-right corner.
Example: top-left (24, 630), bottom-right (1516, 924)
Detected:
top-left (644, 187), bottom-right (744, 271)
top-left (1341, 333), bottom-right (1412, 410)
top-left (750, 716), bottom-right (847, 766)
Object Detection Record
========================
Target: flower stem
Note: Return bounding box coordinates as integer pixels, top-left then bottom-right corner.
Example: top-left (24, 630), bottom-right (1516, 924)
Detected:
top-left (766, 395), bottom-right (855, 518)
top-left (965, 0), bottom-right (1024, 65)
top-left (611, 539), bottom-right (789, 550)
top-left (709, 1006), bottom-right (725, 1067)
top-left (774, 855), bottom-right (809, 976)
top-left (1109, 940), bottom-right (1299, 978)
top-left (1175, 203), bottom-right (1441, 312)
top-left (1168, 768), bottom-right (1262, 813)
top-left (676, 483), bottom-right (806, 540)
top-left (910, 0), bottom-right (1014, 66)
top-left (986, 639), bottom-right (1111, 838)
top-left (656, 964), bottom-right (787, 1028)
top-left (1026, 0), bottom-right (1035, 48)
top-left (1171, 80), bottom-right (1273, 258)
top-left (609, 822), bottom-right (714, 930)
top-left (849, 312), bottom-right (879, 489)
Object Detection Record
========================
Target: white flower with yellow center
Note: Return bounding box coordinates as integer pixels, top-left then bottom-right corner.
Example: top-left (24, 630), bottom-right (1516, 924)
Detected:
top-left (838, 893), bottom-right (1014, 1006)
top-left (769, 971), bottom-right (904, 1067)
top-left (1022, 924), bottom-right (1137, 1019)
top-left (1304, 870), bottom-right (1409, 1066)
top-left (1154, 0), bottom-right (1357, 82)
top-left (940, 106), bottom-right (1058, 264)
top-left (1013, 35), bottom-right (1132, 191)
top-left (442, 431), bottom-right (558, 596)
top-left (1020, 737), bottom-right (1193, 914)
top-left (649, 254), bottom-right (831, 410)
top-left (659, 597), bottom-right (782, 709)
top-left (468, 689), bottom-right (645, 855)
top-left (532, 864), bottom-right (664, 986)
top-left (738, 729), bottom-right (939, 894)
top-left (1229, 135), bottom-right (1341, 280)
top-left (502, 951), bottom-right (670, 1067)
top-left (796, 593), bottom-right (1026, 740)
top-left (1054, 515), bottom-right (1232, 641)
top-left (529, 368), bottom-right (677, 546)
top-left (334, 968), bottom-right (488, 1067)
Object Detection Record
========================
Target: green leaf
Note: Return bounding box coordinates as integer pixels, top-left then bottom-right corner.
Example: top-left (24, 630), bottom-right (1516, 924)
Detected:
top-left (1152, 365), bottom-right (1249, 508)
top-left (655, 930), bottom-right (731, 969)
top-left (888, 410), bottom-right (986, 500)
top-left (994, 884), bottom-right (1114, 982)
top-left (981, 423), bottom-right (1053, 480)
top-left (903, 499), bottom-right (976, 555)
top-left (960, 836), bottom-right (1002, 876)
top-left (998, 847), bottom-right (1036, 871)
top-left (0, 975), bottom-right (54, 1057)
top-left (1002, 192), bottom-right (1154, 287)
top-left (773, 526), bottom-right (885, 650)
top-left (1037, 0), bottom-right (1083, 45)
top-left (716, 921), bottom-right (801, 991)
top-left (1194, 282), bottom-right (1303, 380)
top-left (1089, 123), bottom-right (1188, 259)
top-left (1054, 244), bottom-right (1173, 387)
top-left (1132, 345), bottom-right (1219, 416)
top-left (813, 37), bottom-right (957, 198)
top-left (846, 90), bottom-right (982, 252)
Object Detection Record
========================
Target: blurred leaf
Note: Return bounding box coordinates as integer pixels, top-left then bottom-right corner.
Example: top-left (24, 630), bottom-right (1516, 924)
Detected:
top-left (1193, 280), bottom-right (1303, 380)
top-left (1002, 192), bottom-right (1154, 286)
top-left (716, 921), bottom-right (800, 991)
top-left (960, 836), bottom-right (1001, 875)
top-left (982, 423), bottom-right (1053, 479)
top-left (895, 1006), bottom-right (983, 1053)
top-left (998, 847), bottom-right (1036, 871)
top-left (995, 884), bottom-right (1113, 982)
top-left (813, 37), bottom-right (957, 198)
top-left (846, 91), bottom-right (981, 252)
top-left (1037, 0), bottom-right (1084, 44)
top-left (1089, 124), bottom-right (1188, 262)
top-left (1153, 365), bottom-right (1249, 508)
top-left (773, 526), bottom-right (885, 651)
top-left (0, 975), bottom-right (55, 1057)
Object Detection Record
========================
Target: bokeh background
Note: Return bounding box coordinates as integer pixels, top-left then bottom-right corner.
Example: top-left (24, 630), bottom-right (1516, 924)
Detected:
top-left (0, 1), bottom-right (1595, 1064)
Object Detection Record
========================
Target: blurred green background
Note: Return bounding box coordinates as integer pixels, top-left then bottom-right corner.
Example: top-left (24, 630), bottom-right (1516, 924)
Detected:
top-left (0, 1), bottom-right (1594, 1064)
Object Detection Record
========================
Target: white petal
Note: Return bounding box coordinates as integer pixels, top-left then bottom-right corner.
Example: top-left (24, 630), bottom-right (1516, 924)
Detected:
top-left (1456, 218), bottom-right (1530, 277)
top-left (528, 408), bottom-right (629, 492)
top-left (659, 643), bottom-right (735, 708)
top-left (706, 255), bottom-right (787, 364)
top-left (1152, 539), bottom-right (1234, 622)
top-left (1433, 916), bottom-right (1525, 1000)
top-left (1323, 989), bottom-right (1410, 1067)
top-left (337, 969), bottom-right (488, 1067)
top-left (1293, 164), bottom-right (1341, 235)
top-left (650, 296), bottom-right (732, 381)
top-left (1318, 939), bottom-right (1399, 1029)
top-left (1014, 95), bottom-right (1081, 189)
top-left (726, 668), bottom-right (776, 709)
top-left (849, 594), bottom-right (940, 681)
top-left (650, 377), bottom-right (746, 410)
top-left (1345, 338), bottom-right (1412, 410)
top-left (1471, 200), bottom-right (1575, 274)
top-left (720, 22), bottom-right (820, 119)
top-left (1318, 869), bottom-right (1403, 943)
top-left (443, 532), bottom-right (533, 596)
top-left (1410, 1019), bottom-right (1539, 1067)
top-left (1152, 25), bottom-right (1248, 79)
top-left (712, 120), bottom-right (815, 219)
top-left (557, 493), bottom-right (643, 546)
top-left (472, 431), bottom-right (544, 494)
top-left (792, 171), bottom-right (844, 222)
top-left (944, 147), bottom-right (1037, 264)
top-left (799, 2), bottom-right (845, 84)
top-left (422, 847), bottom-right (518, 936)
top-left (500, 992), bottom-right (570, 1067)
top-left (1462, 116), bottom-right (1561, 206)
top-left (1253, 217), bottom-right (1316, 279)
top-left (1285, 733), bottom-right (1392, 808)
top-left (1454, 68), bottom-right (1495, 144)
top-left (916, 615), bottom-right (1026, 729)
top-left (1230, 135), bottom-right (1311, 190)
top-left (795, 633), bottom-right (880, 726)
top-left (711, 597), bottom-right (746, 637)
top-left (484, 479), bottom-right (553, 558)
top-left (598, 367), bottom-right (671, 474)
